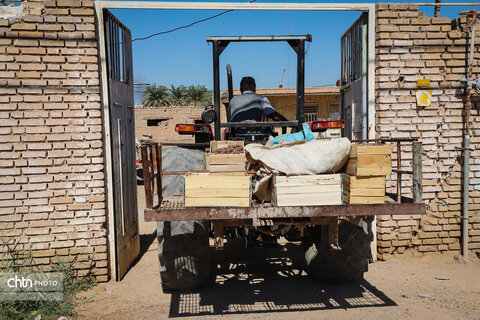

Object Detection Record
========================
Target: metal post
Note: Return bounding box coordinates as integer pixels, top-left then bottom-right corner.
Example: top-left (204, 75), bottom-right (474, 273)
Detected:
top-left (141, 145), bottom-right (153, 209)
top-left (149, 145), bottom-right (155, 208)
top-left (460, 10), bottom-right (478, 258)
top-left (328, 218), bottom-right (339, 248)
top-left (226, 64), bottom-right (233, 122)
top-left (463, 134), bottom-right (470, 257)
top-left (434, 0), bottom-right (441, 17)
top-left (155, 144), bottom-right (162, 206)
top-left (296, 40), bottom-right (305, 131)
top-left (361, 14), bottom-right (368, 140)
top-left (340, 36), bottom-right (345, 138)
top-left (396, 141), bottom-right (402, 203)
top-left (212, 40), bottom-right (221, 140)
top-left (413, 142), bottom-right (423, 203)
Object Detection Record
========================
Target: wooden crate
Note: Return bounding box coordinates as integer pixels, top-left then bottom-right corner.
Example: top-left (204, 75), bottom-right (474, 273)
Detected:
top-left (346, 144), bottom-right (392, 177)
top-left (273, 174), bottom-right (342, 206)
top-left (208, 141), bottom-right (245, 175)
top-left (184, 174), bottom-right (251, 207)
top-left (342, 174), bottom-right (385, 204)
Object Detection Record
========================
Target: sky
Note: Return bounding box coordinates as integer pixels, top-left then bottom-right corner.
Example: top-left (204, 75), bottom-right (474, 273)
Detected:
top-left (106, 0), bottom-right (480, 104)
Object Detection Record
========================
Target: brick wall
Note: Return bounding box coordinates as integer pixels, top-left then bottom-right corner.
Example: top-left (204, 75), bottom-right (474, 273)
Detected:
top-left (1, 0), bottom-right (479, 278)
top-left (0, 0), bottom-right (108, 280)
top-left (135, 106), bottom-right (204, 143)
top-left (375, 4), bottom-right (480, 259)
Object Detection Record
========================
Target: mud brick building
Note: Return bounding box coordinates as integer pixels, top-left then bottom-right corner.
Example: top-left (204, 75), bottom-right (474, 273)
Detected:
top-left (134, 106), bottom-right (204, 143)
top-left (0, 1), bottom-right (478, 281)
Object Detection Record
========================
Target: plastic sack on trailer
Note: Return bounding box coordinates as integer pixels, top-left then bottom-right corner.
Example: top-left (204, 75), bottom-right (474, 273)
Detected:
top-left (245, 137), bottom-right (351, 176)
top-left (271, 123), bottom-right (315, 146)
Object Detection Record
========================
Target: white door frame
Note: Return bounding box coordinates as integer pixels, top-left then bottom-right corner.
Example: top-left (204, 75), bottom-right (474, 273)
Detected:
top-left (94, 1), bottom-right (377, 279)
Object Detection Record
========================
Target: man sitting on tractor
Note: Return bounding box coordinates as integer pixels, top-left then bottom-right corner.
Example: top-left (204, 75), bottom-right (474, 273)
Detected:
top-left (230, 76), bottom-right (288, 122)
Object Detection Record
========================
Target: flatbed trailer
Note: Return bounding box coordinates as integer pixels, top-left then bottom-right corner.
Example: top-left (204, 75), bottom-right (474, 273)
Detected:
top-left (142, 141), bottom-right (425, 244)
top-left (137, 32), bottom-right (427, 291)
top-left (141, 141), bottom-right (425, 290)
top-left (145, 198), bottom-right (426, 249)
top-left (144, 198), bottom-right (425, 222)
top-left (142, 141), bottom-right (425, 222)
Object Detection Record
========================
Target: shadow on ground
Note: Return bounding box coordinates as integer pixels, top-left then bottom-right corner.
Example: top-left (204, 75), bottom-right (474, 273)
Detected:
top-left (130, 230), bottom-right (157, 270)
top-left (169, 240), bottom-right (396, 317)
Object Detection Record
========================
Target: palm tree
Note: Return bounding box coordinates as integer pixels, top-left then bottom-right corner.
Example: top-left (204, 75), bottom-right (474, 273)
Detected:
top-left (142, 84), bottom-right (171, 107)
top-left (186, 85), bottom-right (209, 106)
top-left (169, 85), bottom-right (187, 106)
top-left (201, 90), bottom-right (213, 106)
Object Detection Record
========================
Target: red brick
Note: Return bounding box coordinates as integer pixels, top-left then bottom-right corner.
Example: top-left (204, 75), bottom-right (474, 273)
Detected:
top-left (21, 63), bottom-right (47, 71)
top-left (57, 16), bottom-right (82, 24)
top-left (11, 23), bottom-right (36, 31)
top-left (43, 56), bottom-right (66, 63)
top-left (21, 47), bottom-right (46, 55)
top-left (70, 8), bottom-right (94, 16)
top-left (51, 240), bottom-right (75, 248)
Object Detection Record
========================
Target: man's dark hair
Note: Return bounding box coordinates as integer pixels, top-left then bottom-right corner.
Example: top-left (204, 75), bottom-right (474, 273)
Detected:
top-left (240, 76), bottom-right (256, 93)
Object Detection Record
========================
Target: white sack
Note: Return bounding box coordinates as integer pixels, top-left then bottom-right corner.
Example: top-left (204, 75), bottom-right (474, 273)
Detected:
top-left (245, 138), bottom-right (351, 176)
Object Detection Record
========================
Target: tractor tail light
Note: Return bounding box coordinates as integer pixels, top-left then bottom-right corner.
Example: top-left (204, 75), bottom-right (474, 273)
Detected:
top-left (176, 124), bottom-right (197, 134)
top-left (175, 123), bottom-right (214, 141)
top-left (312, 122), bottom-right (327, 130)
top-left (327, 120), bottom-right (345, 128)
top-left (308, 120), bottom-right (345, 131)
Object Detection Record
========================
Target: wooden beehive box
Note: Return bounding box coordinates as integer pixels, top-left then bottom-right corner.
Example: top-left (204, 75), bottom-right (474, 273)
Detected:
top-left (346, 144), bottom-right (392, 177)
top-left (273, 174), bottom-right (342, 206)
top-left (207, 141), bottom-right (246, 175)
top-left (184, 174), bottom-right (251, 207)
top-left (342, 174), bottom-right (385, 204)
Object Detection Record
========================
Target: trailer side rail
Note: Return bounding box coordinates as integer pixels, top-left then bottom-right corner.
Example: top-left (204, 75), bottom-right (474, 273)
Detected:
top-left (145, 199), bottom-right (426, 221)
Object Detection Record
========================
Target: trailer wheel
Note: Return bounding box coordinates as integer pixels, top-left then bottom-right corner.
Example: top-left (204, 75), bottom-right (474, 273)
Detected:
top-left (157, 147), bottom-right (211, 291)
top-left (157, 220), bottom-right (211, 291)
top-left (304, 220), bottom-right (372, 283)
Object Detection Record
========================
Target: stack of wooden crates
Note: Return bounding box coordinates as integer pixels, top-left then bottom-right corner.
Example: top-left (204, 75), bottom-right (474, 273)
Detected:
top-left (184, 141), bottom-right (251, 207)
top-left (207, 141), bottom-right (246, 175)
top-left (273, 174), bottom-right (343, 206)
top-left (184, 141), bottom-right (392, 208)
top-left (342, 144), bottom-right (392, 204)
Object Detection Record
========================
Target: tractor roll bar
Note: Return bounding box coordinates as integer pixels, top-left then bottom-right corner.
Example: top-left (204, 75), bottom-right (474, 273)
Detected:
top-left (220, 121), bottom-right (298, 128)
top-left (226, 64), bottom-right (233, 122)
top-left (207, 34), bottom-right (312, 138)
top-left (206, 35), bottom-right (312, 42)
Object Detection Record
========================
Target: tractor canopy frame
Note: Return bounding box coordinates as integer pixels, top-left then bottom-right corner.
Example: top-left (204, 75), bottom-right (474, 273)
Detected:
top-left (207, 34), bottom-right (312, 137)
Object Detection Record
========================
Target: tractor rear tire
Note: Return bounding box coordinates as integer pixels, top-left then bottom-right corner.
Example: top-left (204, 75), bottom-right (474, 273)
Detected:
top-left (156, 146), bottom-right (211, 291)
top-left (157, 220), bottom-right (211, 291)
top-left (304, 220), bottom-right (372, 283)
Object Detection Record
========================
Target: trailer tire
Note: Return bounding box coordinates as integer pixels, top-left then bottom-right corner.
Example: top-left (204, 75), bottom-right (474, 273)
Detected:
top-left (156, 147), bottom-right (211, 291)
top-left (304, 220), bottom-right (372, 283)
top-left (157, 220), bottom-right (211, 291)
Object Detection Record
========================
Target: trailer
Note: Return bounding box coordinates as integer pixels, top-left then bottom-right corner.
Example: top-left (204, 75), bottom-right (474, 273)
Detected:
top-left (141, 139), bottom-right (425, 291)
top-left (135, 33), bottom-right (426, 291)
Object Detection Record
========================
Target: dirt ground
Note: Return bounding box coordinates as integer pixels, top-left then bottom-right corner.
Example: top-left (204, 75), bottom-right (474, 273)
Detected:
top-left (75, 187), bottom-right (480, 320)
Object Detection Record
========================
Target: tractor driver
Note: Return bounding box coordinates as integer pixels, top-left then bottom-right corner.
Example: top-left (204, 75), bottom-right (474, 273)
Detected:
top-left (229, 76), bottom-right (288, 122)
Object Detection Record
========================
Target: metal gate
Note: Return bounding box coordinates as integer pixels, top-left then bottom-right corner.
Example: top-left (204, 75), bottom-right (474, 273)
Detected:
top-left (104, 10), bottom-right (139, 280)
top-left (340, 13), bottom-right (368, 141)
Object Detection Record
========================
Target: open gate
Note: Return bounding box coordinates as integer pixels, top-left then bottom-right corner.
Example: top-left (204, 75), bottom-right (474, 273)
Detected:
top-left (340, 12), bottom-right (368, 141)
top-left (104, 10), bottom-right (140, 280)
